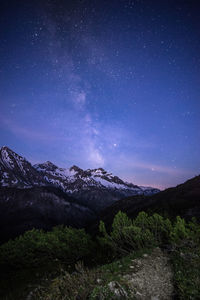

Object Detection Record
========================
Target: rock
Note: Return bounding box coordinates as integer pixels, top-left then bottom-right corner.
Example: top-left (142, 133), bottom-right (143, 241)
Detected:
top-left (135, 291), bottom-right (143, 298)
top-left (108, 281), bottom-right (128, 299)
top-left (124, 248), bottom-right (174, 299)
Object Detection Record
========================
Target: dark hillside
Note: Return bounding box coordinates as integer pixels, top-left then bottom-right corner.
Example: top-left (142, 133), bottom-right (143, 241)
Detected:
top-left (90, 175), bottom-right (200, 232)
top-left (0, 186), bottom-right (96, 243)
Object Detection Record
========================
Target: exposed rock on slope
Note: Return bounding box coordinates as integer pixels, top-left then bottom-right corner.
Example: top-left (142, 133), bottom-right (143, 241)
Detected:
top-left (0, 146), bottom-right (159, 212)
top-left (0, 146), bottom-right (47, 188)
top-left (34, 163), bottom-right (159, 212)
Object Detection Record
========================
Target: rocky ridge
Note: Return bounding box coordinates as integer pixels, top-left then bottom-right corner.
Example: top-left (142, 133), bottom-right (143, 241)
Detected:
top-left (0, 146), bottom-right (47, 188)
top-left (0, 146), bottom-right (159, 212)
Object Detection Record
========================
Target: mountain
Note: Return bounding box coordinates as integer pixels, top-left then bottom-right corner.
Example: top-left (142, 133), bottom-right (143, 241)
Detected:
top-left (0, 186), bottom-right (95, 243)
top-left (34, 163), bottom-right (159, 212)
top-left (0, 146), bottom-right (47, 188)
top-left (0, 146), bottom-right (159, 212)
top-left (91, 175), bottom-right (200, 232)
top-left (0, 146), bottom-right (160, 241)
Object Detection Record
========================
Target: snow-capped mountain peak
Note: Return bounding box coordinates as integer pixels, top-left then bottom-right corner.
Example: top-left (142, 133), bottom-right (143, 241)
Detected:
top-left (0, 146), bottom-right (47, 188)
top-left (34, 161), bottom-right (158, 195)
top-left (0, 146), bottom-right (160, 211)
top-left (34, 161), bottom-right (58, 172)
top-left (0, 146), bottom-right (27, 171)
top-left (69, 165), bottom-right (83, 173)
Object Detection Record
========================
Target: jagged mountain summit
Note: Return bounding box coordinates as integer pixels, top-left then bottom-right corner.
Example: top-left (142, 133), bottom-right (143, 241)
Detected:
top-left (0, 146), bottom-right (159, 211)
top-left (34, 162), bottom-right (156, 193)
top-left (0, 146), bottom-right (47, 188)
top-left (34, 162), bottom-right (160, 211)
top-left (0, 146), bottom-right (160, 241)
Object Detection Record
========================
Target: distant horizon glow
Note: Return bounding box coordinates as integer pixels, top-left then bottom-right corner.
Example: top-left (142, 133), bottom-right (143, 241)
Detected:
top-left (0, 0), bottom-right (200, 189)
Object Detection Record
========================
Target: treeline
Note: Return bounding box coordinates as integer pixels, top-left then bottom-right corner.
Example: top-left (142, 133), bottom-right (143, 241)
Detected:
top-left (99, 211), bottom-right (199, 255)
top-left (1, 211), bottom-right (199, 269)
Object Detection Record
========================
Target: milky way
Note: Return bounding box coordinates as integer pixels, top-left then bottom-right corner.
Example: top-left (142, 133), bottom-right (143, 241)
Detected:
top-left (0, 0), bottom-right (200, 189)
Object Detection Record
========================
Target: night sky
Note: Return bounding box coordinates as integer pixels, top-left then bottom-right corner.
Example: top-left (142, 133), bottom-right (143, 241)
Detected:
top-left (0, 0), bottom-right (200, 189)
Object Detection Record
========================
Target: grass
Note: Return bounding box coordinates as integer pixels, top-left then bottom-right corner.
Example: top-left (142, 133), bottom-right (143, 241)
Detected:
top-left (171, 246), bottom-right (200, 299)
top-left (0, 262), bottom-right (63, 300)
top-left (0, 248), bottom-right (150, 300)
top-left (1, 212), bottom-right (200, 299)
top-left (30, 248), bottom-right (152, 300)
top-left (99, 247), bottom-right (153, 280)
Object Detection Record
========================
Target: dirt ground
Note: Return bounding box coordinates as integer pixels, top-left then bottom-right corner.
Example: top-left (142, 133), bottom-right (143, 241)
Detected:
top-left (124, 247), bottom-right (174, 300)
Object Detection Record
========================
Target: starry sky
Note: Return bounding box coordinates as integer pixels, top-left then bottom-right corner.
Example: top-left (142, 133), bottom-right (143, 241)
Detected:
top-left (0, 0), bottom-right (200, 189)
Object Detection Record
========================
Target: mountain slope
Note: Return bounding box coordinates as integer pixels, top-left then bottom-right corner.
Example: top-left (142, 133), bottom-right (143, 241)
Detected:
top-left (0, 146), bottom-right (47, 188)
top-left (0, 186), bottom-right (96, 243)
top-left (93, 175), bottom-right (200, 231)
top-left (34, 162), bottom-right (157, 194)
top-left (0, 146), bottom-right (159, 212)
top-left (0, 146), bottom-right (160, 241)
top-left (34, 163), bottom-right (159, 211)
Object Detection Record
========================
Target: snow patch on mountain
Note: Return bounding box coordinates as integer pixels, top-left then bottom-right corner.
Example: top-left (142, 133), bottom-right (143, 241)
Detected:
top-left (0, 146), bottom-right (160, 198)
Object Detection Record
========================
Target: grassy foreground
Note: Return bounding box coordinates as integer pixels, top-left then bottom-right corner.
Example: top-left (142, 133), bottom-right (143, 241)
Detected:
top-left (0, 211), bottom-right (200, 299)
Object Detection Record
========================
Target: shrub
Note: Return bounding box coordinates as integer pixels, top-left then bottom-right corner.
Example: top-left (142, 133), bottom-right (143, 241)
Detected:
top-left (98, 211), bottom-right (156, 256)
top-left (2, 211), bottom-right (200, 299)
top-left (0, 226), bottom-right (93, 270)
top-left (46, 226), bottom-right (93, 264)
top-left (134, 212), bottom-right (172, 244)
top-left (169, 216), bottom-right (189, 246)
top-left (112, 211), bottom-right (132, 232)
top-left (32, 261), bottom-right (100, 300)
